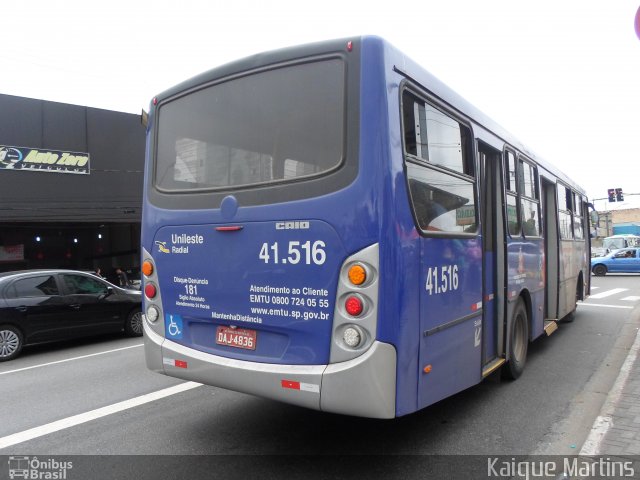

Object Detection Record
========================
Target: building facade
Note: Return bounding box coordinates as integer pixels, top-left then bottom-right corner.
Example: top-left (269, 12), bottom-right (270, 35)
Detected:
top-left (593, 207), bottom-right (640, 252)
top-left (0, 93), bottom-right (145, 283)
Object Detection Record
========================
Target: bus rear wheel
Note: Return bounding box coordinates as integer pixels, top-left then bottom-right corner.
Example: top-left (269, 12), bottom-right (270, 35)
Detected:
top-left (502, 299), bottom-right (528, 380)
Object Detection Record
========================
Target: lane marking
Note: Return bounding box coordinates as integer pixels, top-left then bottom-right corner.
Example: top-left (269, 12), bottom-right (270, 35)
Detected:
top-left (589, 288), bottom-right (628, 299)
top-left (580, 326), bottom-right (640, 455)
top-left (621, 296), bottom-right (640, 302)
top-left (0, 344), bottom-right (144, 376)
top-left (579, 303), bottom-right (633, 310)
top-left (0, 381), bottom-right (201, 450)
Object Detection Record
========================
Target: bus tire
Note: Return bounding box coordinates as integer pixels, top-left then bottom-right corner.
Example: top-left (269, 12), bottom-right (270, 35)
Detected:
top-left (0, 325), bottom-right (24, 362)
top-left (125, 309), bottom-right (143, 337)
top-left (502, 299), bottom-right (528, 380)
top-left (592, 264), bottom-right (607, 276)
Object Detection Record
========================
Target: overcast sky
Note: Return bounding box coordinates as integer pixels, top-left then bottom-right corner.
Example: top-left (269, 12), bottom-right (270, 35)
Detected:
top-left (2, 0), bottom-right (639, 210)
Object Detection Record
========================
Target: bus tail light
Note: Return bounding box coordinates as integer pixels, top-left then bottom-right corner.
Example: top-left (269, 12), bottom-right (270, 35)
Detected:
top-left (145, 283), bottom-right (157, 299)
top-left (141, 247), bottom-right (164, 335)
top-left (345, 295), bottom-right (364, 317)
top-left (343, 326), bottom-right (362, 348)
top-left (347, 264), bottom-right (367, 286)
top-left (142, 260), bottom-right (154, 276)
top-left (147, 305), bottom-right (160, 323)
top-left (329, 244), bottom-right (379, 362)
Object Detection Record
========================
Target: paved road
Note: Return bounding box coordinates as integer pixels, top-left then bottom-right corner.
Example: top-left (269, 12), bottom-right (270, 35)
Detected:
top-left (1, 275), bottom-right (639, 475)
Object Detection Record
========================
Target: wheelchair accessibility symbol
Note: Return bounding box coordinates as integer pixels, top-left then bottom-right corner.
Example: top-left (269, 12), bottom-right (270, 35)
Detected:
top-left (165, 314), bottom-right (183, 339)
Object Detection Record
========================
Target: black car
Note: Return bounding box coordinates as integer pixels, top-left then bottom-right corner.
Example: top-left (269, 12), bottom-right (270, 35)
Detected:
top-left (0, 269), bottom-right (142, 361)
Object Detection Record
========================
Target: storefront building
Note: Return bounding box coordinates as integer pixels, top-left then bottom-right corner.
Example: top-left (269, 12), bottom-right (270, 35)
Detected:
top-left (0, 93), bottom-right (145, 284)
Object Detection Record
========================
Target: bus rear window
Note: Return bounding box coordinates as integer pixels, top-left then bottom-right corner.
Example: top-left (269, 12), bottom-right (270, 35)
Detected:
top-left (155, 59), bottom-right (345, 191)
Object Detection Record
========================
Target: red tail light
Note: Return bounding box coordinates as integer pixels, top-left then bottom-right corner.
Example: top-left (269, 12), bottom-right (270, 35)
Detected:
top-left (145, 283), bottom-right (157, 299)
top-left (345, 295), bottom-right (364, 317)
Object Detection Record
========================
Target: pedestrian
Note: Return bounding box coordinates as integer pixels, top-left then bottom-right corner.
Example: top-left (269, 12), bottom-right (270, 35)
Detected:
top-left (94, 267), bottom-right (104, 279)
top-left (116, 267), bottom-right (130, 287)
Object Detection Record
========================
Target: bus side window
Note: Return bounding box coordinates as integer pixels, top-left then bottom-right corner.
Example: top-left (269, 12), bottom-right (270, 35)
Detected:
top-left (402, 90), bottom-right (477, 235)
top-left (557, 184), bottom-right (573, 239)
top-left (505, 151), bottom-right (520, 236)
top-left (402, 91), bottom-right (474, 177)
top-left (520, 160), bottom-right (540, 237)
top-left (406, 163), bottom-right (476, 234)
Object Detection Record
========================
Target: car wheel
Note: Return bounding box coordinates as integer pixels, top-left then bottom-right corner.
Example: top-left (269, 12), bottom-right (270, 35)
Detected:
top-left (593, 264), bottom-right (607, 276)
top-left (0, 325), bottom-right (24, 361)
top-left (502, 299), bottom-right (528, 380)
top-left (125, 309), bottom-right (143, 337)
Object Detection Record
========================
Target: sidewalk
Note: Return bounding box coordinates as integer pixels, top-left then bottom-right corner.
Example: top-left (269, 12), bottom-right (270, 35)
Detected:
top-left (580, 325), bottom-right (640, 459)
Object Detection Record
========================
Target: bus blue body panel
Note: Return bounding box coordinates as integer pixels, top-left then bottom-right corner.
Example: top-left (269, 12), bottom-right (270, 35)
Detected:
top-left (417, 237), bottom-right (483, 408)
top-left (151, 221), bottom-right (346, 365)
top-left (358, 37), bottom-right (422, 416)
top-left (507, 239), bottom-right (545, 339)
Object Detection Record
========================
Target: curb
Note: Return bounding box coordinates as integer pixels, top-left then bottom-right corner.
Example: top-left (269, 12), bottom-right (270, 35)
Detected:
top-left (579, 325), bottom-right (640, 456)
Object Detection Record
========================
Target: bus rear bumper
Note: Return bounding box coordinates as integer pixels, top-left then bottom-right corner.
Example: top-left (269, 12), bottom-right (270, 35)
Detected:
top-left (144, 320), bottom-right (397, 419)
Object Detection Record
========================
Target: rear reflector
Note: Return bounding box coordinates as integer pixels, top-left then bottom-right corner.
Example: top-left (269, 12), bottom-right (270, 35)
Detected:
top-left (163, 358), bottom-right (188, 369)
top-left (281, 380), bottom-right (300, 390)
top-left (281, 380), bottom-right (320, 393)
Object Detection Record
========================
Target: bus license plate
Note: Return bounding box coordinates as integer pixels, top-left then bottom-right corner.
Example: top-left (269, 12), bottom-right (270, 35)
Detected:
top-left (215, 326), bottom-right (257, 350)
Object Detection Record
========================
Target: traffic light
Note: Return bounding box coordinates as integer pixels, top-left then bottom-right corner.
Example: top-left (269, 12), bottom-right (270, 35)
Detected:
top-left (616, 188), bottom-right (624, 202)
top-left (608, 188), bottom-right (616, 202)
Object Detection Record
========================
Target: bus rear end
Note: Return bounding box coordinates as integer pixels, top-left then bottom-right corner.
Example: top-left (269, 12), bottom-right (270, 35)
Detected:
top-left (141, 38), bottom-right (397, 418)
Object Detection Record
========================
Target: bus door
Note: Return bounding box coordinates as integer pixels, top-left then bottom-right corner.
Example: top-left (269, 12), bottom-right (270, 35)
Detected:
top-left (542, 178), bottom-right (559, 320)
top-left (479, 144), bottom-right (506, 374)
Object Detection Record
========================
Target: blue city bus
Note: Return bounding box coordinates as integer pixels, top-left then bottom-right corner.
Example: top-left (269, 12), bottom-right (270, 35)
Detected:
top-left (141, 36), bottom-right (591, 418)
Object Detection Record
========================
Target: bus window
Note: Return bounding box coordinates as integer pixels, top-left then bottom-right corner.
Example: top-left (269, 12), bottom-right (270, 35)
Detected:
top-left (402, 92), bottom-right (474, 177)
top-left (507, 194), bottom-right (520, 236)
top-left (558, 184), bottom-right (572, 212)
top-left (522, 199), bottom-right (540, 236)
top-left (520, 161), bottom-right (537, 199)
top-left (155, 59), bottom-right (345, 191)
top-left (520, 160), bottom-right (540, 237)
top-left (558, 184), bottom-right (573, 239)
top-left (573, 193), bottom-right (584, 239)
top-left (406, 163), bottom-right (476, 234)
top-left (506, 151), bottom-right (517, 193)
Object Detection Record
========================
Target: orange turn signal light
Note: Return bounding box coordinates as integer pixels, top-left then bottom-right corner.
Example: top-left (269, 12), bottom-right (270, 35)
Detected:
top-left (142, 261), bottom-right (154, 277)
top-left (348, 264), bottom-right (367, 286)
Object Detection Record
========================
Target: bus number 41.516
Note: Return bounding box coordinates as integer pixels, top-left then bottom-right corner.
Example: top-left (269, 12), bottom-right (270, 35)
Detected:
top-left (425, 264), bottom-right (459, 295)
top-left (259, 240), bottom-right (326, 265)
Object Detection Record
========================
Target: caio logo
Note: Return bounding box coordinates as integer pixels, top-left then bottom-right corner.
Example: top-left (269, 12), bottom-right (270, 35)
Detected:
top-left (275, 221), bottom-right (310, 230)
